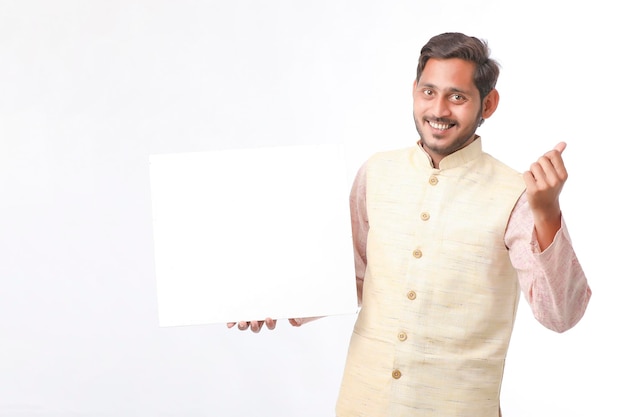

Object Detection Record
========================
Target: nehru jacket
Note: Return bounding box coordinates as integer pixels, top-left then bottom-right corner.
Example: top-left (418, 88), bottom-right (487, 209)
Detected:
top-left (336, 138), bottom-right (526, 416)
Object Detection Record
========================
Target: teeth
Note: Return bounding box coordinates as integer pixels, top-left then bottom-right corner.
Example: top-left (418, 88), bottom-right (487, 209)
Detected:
top-left (429, 121), bottom-right (451, 130)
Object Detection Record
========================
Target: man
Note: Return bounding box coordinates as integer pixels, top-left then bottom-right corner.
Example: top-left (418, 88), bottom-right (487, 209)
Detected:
top-left (229, 32), bottom-right (591, 416)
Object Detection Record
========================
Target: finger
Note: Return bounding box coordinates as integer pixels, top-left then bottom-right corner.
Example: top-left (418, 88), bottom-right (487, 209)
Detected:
top-left (522, 170), bottom-right (537, 191)
top-left (538, 152), bottom-right (568, 184)
top-left (250, 320), bottom-right (264, 333)
top-left (237, 321), bottom-right (249, 331)
top-left (265, 318), bottom-right (277, 330)
top-left (289, 318), bottom-right (304, 327)
top-left (553, 142), bottom-right (567, 154)
top-left (527, 161), bottom-right (547, 187)
top-left (550, 151), bottom-right (568, 181)
top-left (227, 322), bottom-right (236, 329)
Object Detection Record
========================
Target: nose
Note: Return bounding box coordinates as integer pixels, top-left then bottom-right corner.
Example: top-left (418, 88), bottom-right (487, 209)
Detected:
top-left (432, 96), bottom-right (451, 118)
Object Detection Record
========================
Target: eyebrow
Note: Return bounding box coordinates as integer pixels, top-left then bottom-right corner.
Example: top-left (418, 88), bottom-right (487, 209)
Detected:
top-left (418, 82), bottom-right (472, 95)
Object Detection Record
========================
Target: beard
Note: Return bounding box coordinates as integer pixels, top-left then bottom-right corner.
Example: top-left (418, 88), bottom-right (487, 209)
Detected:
top-left (413, 109), bottom-right (483, 159)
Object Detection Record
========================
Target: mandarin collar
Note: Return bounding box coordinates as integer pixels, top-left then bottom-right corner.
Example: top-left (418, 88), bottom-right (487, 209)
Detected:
top-left (413, 136), bottom-right (483, 171)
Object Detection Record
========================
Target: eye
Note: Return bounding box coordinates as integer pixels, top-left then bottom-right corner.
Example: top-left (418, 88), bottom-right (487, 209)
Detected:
top-left (450, 93), bottom-right (466, 102)
top-left (423, 88), bottom-right (434, 96)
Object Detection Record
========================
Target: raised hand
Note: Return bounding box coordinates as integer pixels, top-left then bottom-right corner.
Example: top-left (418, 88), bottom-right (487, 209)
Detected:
top-left (523, 142), bottom-right (568, 250)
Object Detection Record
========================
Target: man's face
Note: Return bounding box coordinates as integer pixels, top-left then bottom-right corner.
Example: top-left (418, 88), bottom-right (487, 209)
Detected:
top-left (413, 58), bottom-right (491, 165)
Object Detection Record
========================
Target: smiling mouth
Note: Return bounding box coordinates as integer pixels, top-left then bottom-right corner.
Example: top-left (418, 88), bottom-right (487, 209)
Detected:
top-left (428, 120), bottom-right (455, 131)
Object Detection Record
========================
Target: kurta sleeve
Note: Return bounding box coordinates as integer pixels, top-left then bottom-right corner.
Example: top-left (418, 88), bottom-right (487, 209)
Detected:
top-left (505, 192), bottom-right (592, 332)
top-left (349, 163), bottom-right (369, 306)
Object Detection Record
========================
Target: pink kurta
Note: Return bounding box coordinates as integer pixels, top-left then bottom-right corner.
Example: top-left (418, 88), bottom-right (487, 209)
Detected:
top-left (337, 140), bottom-right (591, 416)
top-left (349, 157), bottom-right (591, 333)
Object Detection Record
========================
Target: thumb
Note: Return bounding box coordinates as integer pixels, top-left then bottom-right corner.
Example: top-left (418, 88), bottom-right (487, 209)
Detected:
top-left (553, 142), bottom-right (567, 154)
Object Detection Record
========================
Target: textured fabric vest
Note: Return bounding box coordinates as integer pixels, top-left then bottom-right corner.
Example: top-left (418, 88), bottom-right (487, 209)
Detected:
top-left (336, 139), bottom-right (526, 417)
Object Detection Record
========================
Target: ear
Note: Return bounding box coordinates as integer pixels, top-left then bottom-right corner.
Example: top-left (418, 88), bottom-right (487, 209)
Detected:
top-left (411, 80), bottom-right (417, 103)
top-left (481, 88), bottom-right (499, 120)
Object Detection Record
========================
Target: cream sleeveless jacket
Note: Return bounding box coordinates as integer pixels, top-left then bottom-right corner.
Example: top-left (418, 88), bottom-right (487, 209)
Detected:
top-left (336, 139), bottom-right (526, 417)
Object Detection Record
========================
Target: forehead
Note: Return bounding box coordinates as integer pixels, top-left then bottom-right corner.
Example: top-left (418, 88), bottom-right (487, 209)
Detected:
top-left (417, 58), bottom-right (478, 93)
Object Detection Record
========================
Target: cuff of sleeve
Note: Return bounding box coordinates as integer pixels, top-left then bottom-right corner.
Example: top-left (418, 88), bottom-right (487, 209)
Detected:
top-left (531, 215), bottom-right (570, 259)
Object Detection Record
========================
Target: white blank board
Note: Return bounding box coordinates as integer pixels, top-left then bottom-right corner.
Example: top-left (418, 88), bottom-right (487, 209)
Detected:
top-left (149, 144), bottom-right (358, 327)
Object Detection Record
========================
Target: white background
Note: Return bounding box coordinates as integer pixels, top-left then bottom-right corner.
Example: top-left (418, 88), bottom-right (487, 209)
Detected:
top-left (0, 1), bottom-right (621, 416)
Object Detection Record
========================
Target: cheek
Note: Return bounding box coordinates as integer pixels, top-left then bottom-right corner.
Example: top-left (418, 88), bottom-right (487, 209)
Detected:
top-left (458, 107), bottom-right (482, 123)
top-left (412, 98), bottom-right (426, 114)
